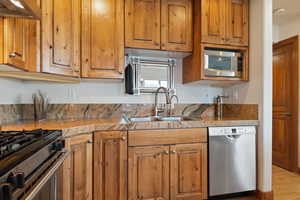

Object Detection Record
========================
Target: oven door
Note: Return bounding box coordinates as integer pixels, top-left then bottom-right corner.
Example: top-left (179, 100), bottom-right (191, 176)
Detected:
top-left (13, 151), bottom-right (69, 200)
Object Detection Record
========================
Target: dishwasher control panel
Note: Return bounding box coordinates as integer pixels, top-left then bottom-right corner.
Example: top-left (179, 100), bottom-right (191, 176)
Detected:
top-left (208, 126), bottom-right (256, 136)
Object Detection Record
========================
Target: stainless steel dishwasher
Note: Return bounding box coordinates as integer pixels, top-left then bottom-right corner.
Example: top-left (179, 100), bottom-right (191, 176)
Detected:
top-left (208, 126), bottom-right (256, 198)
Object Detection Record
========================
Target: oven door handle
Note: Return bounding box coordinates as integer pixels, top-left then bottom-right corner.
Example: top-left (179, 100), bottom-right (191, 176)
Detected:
top-left (24, 151), bottom-right (70, 200)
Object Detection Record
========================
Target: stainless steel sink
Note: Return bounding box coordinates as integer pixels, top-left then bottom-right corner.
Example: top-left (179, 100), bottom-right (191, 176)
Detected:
top-left (128, 116), bottom-right (157, 122)
top-left (127, 116), bottom-right (193, 122)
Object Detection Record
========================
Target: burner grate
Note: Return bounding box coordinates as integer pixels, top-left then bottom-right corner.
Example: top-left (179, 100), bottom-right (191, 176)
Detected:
top-left (0, 129), bottom-right (50, 160)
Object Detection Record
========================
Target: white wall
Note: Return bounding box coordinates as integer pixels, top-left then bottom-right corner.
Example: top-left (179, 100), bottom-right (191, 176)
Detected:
top-left (224, 0), bottom-right (273, 193)
top-left (0, 78), bottom-right (27, 104)
top-left (273, 24), bottom-right (279, 43)
top-left (0, 60), bottom-right (223, 104)
top-left (276, 17), bottom-right (300, 41)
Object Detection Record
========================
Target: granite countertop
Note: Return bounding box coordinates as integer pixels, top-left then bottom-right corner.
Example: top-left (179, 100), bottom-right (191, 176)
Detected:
top-left (0, 117), bottom-right (259, 138)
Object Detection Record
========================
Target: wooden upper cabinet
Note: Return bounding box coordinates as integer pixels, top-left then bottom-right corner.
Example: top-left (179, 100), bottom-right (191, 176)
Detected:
top-left (41, 0), bottom-right (81, 76)
top-left (125, 0), bottom-right (161, 49)
top-left (82, 0), bottom-right (124, 79)
top-left (128, 146), bottom-right (170, 200)
top-left (62, 134), bottom-right (93, 200)
top-left (94, 131), bottom-right (127, 200)
top-left (3, 17), bottom-right (37, 71)
top-left (201, 0), bottom-right (226, 44)
top-left (0, 17), bottom-right (4, 64)
top-left (161, 0), bottom-right (193, 52)
top-left (201, 0), bottom-right (248, 46)
top-left (226, 0), bottom-right (249, 46)
top-left (170, 143), bottom-right (208, 200)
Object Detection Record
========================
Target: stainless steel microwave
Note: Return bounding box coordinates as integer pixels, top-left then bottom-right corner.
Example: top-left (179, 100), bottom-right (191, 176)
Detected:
top-left (204, 48), bottom-right (244, 78)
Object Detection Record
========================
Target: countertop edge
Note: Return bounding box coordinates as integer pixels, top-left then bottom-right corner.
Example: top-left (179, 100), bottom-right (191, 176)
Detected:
top-left (62, 120), bottom-right (260, 138)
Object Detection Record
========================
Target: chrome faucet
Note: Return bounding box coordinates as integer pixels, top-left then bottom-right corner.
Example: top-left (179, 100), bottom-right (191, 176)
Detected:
top-left (154, 87), bottom-right (170, 117)
top-left (216, 95), bottom-right (228, 119)
top-left (168, 94), bottom-right (179, 116)
top-left (154, 87), bottom-right (179, 117)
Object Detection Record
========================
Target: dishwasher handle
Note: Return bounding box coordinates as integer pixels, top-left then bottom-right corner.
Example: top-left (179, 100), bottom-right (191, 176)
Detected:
top-left (225, 135), bottom-right (241, 142)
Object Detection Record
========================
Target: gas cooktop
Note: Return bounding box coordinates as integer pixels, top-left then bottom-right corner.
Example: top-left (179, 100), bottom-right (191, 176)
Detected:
top-left (0, 129), bottom-right (62, 177)
top-left (0, 129), bottom-right (56, 160)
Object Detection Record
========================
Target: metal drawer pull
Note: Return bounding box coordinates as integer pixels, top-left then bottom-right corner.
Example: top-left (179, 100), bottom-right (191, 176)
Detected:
top-left (121, 136), bottom-right (127, 141)
top-left (171, 150), bottom-right (176, 154)
top-left (24, 151), bottom-right (70, 200)
top-left (164, 151), bottom-right (169, 155)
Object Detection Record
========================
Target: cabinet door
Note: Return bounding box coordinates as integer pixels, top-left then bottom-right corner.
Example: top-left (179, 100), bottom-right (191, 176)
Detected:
top-left (3, 17), bottom-right (37, 71)
top-left (201, 0), bottom-right (226, 44)
top-left (170, 143), bottom-right (208, 200)
top-left (0, 17), bottom-right (4, 63)
top-left (94, 131), bottom-right (127, 200)
top-left (62, 134), bottom-right (93, 200)
top-left (161, 0), bottom-right (193, 52)
top-left (41, 0), bottom-right (81, 76)
top-left (226, 0), bottom-right (249, 46)
top-left (125, 0), bottom-right (161, 49)
top-left (82, 0), bottom-right (124, 79)
top-left (128, 146), bottom-right (169, 200)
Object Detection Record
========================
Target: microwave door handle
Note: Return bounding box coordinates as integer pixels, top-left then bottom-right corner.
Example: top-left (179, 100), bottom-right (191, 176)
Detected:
top-left (24, 151), bottom-right (70, 200)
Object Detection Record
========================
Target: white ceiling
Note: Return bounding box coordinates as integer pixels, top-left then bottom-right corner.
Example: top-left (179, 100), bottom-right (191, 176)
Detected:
top-left (273, 0), bottom-right (300, 24)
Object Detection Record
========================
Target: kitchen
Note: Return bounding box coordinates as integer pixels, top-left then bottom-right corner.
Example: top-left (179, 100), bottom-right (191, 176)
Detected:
top-left (0, 0), bottom-right (274, 200)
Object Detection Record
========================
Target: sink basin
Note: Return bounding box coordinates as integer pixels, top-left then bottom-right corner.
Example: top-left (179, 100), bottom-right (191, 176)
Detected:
top-left (158, 116), bottom-right (188, 121)
top-left (127, 116), bottom-right (193, 122)
top-left (128, 116), bottom-right (157, 122)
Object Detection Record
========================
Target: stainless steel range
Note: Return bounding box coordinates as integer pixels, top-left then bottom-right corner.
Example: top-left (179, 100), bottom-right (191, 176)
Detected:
top-left (0, 129), bottom-right (68, 200)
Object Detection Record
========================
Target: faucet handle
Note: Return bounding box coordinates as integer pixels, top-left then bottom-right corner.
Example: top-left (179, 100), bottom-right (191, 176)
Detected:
top-left (217, 95), bottom-right (229, 99)
top-left (170, 95), bottom-right (179, 103)
top-left (155, 104), bottom-right (166, 117)
top-left (216, 95), bottom-right (229, 103)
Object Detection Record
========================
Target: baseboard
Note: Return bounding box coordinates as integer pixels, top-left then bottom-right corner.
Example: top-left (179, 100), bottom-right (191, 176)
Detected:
top-left (257, 190), bottom-right (274, 200)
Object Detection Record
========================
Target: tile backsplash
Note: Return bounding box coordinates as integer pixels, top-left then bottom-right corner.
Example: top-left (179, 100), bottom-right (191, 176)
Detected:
top-left (0, 104), bottom-right (258, 125)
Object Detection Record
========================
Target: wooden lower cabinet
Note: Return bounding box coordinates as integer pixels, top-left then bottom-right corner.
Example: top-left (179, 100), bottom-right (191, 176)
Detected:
top-left (170, 143), bottom-right (208, 200)
top-left (94, 131), bottom-right (127, 200)
top-left (128, 146), bottom-right (170, 200)
top-left (62, 134), bottom-right (93, 200)
top-left (128, 143), bottom-right (207, 200)
top-left (61, 129), bottom-right (207, 200)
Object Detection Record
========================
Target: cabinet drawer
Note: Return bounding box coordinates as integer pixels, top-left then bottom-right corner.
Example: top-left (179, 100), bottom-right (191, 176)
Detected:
top-left (128, 128), bottom-right (207, 146)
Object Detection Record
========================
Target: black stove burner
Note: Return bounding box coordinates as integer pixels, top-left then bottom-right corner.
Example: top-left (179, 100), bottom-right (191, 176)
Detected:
top-left (0, 129), bottom-right (52, 160)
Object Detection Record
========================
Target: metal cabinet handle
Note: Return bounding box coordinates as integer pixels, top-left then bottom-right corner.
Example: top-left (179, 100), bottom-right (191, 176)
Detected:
top-left (283, 112), bottom-right (292, 116)
top-left (164, 151), bottom-right (169, 155)
top-left (171, 150), bottom-right (176, 154)
top-left (121, 136), bottom-right (127, 141)
top-left (9, 52), bottom-right (22, 58)
top-left (87, 139), bottom-right (93, 144)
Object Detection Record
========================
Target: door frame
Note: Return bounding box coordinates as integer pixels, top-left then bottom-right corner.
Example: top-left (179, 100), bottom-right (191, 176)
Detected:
top-left (273, 35), bottom-right (299, 172)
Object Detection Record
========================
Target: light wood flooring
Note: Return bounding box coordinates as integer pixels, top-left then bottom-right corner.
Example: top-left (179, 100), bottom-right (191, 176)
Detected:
top-left (224, 165), bottom-right (300, 200)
